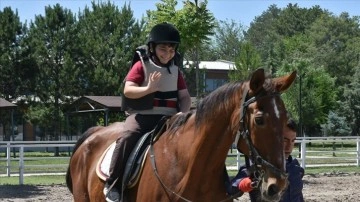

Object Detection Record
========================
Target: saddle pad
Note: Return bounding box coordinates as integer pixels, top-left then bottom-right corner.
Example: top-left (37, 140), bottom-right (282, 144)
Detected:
top-left (96, 142), bottom-right (116, 181)
top-left (95, 141), bottom-right (150, 187)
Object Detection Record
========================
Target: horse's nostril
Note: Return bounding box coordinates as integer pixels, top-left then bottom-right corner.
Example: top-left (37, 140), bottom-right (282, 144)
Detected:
top-left (267, 184), bottom-right (280, 197)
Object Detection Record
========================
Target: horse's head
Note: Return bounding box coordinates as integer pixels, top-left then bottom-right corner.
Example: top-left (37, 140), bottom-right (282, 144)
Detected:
top-left (236, 68), bottom-right (297, 201)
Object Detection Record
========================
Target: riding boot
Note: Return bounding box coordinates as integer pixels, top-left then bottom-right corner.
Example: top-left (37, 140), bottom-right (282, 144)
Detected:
top-left (104, 134), bottom-right (136, 202)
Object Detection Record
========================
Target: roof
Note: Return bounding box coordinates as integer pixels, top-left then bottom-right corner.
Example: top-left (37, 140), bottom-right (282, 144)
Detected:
top-left (84, 96), bottom-right (122, 108)
top-left (0, 98), bottom-right (17, 109)
top-left (184, 60), bottom-right (236, 71)
top-left (69, 96), bottom-right (122, 113)
top-left (68, 95), bottom-right (199, 113)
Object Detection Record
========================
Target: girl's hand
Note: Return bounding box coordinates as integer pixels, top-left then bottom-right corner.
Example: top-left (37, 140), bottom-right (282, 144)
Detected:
top-left (148, 71), bottom-right (162, 92)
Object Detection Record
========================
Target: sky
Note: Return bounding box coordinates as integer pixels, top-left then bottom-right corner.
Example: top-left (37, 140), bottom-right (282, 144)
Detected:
top-left (1, 0), bottom-right (360, 29)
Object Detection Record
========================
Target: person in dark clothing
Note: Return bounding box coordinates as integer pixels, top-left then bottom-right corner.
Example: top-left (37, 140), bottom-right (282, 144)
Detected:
top-left (103, 22), bottom-right (191, 202)
top-left (229, 117), bottom-right (304, 202)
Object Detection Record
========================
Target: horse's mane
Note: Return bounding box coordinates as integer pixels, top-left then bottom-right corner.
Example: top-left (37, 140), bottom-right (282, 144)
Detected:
top-left (195, 81), bottom-right (244, 125)
top-left (167, 110), bottom-right (194, 132)
top-left (156, 74), bottom-right (277, 132)
top-left (195, 77), bottom-right (275, 126)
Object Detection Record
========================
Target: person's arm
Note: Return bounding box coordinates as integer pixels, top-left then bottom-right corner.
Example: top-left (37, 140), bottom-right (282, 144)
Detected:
top-left (231, 166), bottom-right (254, 194)
top-left (124, 72), bottom-right (161, 99)
top-left (177, 70), bottom-right (191, 112)
top-left (178, 89), bottom-right (191, 112)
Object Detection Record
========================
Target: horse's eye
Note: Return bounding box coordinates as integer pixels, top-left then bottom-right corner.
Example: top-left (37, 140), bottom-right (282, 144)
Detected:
top-left (254, 116), bottom-right (264, 125)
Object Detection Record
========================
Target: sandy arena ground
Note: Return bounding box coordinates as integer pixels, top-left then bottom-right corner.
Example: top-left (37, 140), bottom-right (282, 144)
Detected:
top-left (0, 172), bottom-right (359, 201)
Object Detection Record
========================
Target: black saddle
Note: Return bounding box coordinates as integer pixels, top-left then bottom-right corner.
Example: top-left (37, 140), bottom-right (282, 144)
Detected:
top-left (122, 116), bottom-right (169, 188)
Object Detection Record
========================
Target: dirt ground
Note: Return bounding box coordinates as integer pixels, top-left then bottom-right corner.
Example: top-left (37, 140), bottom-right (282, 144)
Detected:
top-left (0, 172), bottom-right (359, 202)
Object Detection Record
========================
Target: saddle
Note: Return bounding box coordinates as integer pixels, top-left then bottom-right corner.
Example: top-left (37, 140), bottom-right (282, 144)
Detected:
top-left (96, 116), bottom-right (168, 188)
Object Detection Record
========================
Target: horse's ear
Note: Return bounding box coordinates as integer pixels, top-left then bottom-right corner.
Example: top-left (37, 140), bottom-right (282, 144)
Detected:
top-left (273, 71), bottom-right (297, 92)
top-left (249, 68), bottom-right (265, 93)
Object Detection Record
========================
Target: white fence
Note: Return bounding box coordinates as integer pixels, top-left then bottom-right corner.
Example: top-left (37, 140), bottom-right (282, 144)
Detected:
top-left (1, 137), bottom-right (359, 185)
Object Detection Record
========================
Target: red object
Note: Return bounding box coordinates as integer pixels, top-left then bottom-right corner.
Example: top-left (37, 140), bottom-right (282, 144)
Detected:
top-left (238, 177), bottom-right (253, 193)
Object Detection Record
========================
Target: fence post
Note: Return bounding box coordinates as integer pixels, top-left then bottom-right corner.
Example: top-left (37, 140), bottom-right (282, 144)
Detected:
top-left (236, 150), bottom-right (241, 169)
top-left (357, 139), bottom-right (359, 167)
top-left (19, 146), bottom-right (24, 185)
top-left (300, 139), bottom-right (306, 168)
top-left (6, 142), bottom-right (11, 177)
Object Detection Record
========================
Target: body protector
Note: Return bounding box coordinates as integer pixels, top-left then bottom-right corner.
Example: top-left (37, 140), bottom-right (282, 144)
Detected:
top-left (121, 45), bottom-right (180, 114)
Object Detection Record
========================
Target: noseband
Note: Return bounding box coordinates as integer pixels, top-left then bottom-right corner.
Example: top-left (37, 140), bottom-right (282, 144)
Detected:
top-left (234, 87), bottom-right (288, 187)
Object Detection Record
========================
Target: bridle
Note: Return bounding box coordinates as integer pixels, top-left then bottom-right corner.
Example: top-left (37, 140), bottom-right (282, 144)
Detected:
top-left (234, 87), bottom-right (288, 188)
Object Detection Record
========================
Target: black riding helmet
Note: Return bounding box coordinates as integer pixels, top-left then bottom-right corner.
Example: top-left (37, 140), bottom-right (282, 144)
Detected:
top-left (147, 22), bottom-right (180, 45)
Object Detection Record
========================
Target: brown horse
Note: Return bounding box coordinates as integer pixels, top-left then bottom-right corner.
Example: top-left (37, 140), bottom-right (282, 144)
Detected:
top-left (66, 68), bottom-right (296, 202)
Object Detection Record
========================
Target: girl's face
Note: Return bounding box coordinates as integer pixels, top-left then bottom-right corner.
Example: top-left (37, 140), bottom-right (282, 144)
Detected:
top-left (154, 43), bottom-right (176, 65)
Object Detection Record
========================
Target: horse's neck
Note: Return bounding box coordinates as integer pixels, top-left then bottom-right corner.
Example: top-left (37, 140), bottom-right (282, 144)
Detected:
top-left (179, 107), bottom-right (237, 184)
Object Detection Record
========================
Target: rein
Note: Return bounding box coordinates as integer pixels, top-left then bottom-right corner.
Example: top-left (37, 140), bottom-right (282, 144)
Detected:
top-left (148, 121), bottom-right (242, 202)
top-left (234, 87), bottom-right (288, 188)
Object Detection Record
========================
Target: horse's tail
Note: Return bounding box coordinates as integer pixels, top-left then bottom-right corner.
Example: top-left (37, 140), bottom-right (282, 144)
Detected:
top-left (66, 125), bottom-right (104, 193)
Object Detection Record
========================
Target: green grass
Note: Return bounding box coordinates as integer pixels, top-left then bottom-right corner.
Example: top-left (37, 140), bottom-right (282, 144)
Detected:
top-left (0, 157), bottom-right (70, 174)
top-left (0, 175), bottom-right (66, 185)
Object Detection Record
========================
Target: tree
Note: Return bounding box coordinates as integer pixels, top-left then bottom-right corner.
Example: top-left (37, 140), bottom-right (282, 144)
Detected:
top-left (307, 13), bottom-right (360, 88)
top-left (229, 42), bottom-right (261, 82)
top-left (0, 7), bottom-right (25, 99)
top-left (75, 2), bottom-right (144, 96)
top-left (246, 4), bottom-right (326, 73)
top-left (146, 0), bottom-right (216, 98)
top-left (278, 60), bottom-right (338, 136)
top-left (245, 4), bottom-right (281, 64)
top-left (342, 65), bottom-right (360, 136)
top-left (26, 4), bottom-right (77, 142)
top-left (212, 19), bottom-right (244, 61)
top-left (321, 110), bottom-right (351, 156)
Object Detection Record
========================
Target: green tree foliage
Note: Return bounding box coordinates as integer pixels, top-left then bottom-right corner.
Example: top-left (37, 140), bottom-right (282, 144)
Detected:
top-left (26, 4), bottom-right (77, 140)
top-left (321, 111), bottom-right (351, 136)
top-left (245, 4), bottom-right (281, 63)
top-left (246, 4), bottom-right (326, 73)
top-left (275, 4), bottom-right (324, 37)
top-left (246, 4), bottom-right (360, 136)
top-left (212, 19), bottom-right (244, 61)
top-left (146, 0), bottom-right (216, 97)
top-left (342, 65), bottom-right (360, 136)
top-left (146, 0), bottom-right (216, 54)
top-left (229, 42), bottom-right (261, 82)
top-left (307, 13), bottom-right (360, 88)
top-left (278, 60), bottom-right (337, 136)
top-left (75, 2), bottom-right (143, 96)
top-left (0, 7), bottom-right (24, 99)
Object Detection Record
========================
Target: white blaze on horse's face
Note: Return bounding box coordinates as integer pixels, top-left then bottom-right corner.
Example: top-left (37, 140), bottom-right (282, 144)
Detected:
top-left (272, 98), bottom-right (280, 119)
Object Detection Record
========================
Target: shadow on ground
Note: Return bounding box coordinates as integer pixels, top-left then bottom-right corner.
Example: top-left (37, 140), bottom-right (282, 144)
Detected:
top-left (0, 185), bottom-right (48, 199)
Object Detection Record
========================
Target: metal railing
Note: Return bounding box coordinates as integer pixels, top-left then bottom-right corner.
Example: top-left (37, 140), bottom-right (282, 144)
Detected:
top-left (1, 137), bottom-right (359, 184)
